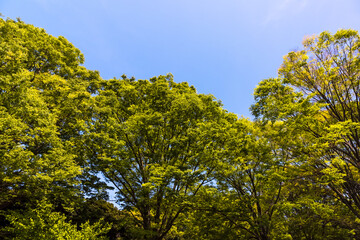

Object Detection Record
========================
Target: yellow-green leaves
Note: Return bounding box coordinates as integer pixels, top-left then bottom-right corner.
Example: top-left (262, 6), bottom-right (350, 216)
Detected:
top-left (5, 200), bottom-right (111, 240)
top-left (90, 74), bottom-right (233, 239)
top-left (252, 29), bottom-right (360, 237)
top-left (0, 18), bottom-right (105, 239)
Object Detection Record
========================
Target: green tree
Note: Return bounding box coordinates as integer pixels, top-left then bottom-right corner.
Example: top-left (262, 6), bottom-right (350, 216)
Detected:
top-left (185, 119), bottom-right (291, 240)
top-left (251, 29), bottom-right (360, 236)
top-left (4, 199), bottom-right (111, 240)
top-left (88, 74), bottom-right (234, 239)
top-left (70, 198), bottom-right (139, 240)
top-left (0, 17), bottom-right (108, 238)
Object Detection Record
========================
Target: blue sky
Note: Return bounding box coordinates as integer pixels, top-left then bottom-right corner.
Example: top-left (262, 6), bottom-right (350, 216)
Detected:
top-left (2, 0), bottom-right (360, 117)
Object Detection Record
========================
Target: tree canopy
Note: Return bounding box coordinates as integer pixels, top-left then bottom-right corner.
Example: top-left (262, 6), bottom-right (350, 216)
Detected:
top-left (1, 17), bottom-right (360, 240)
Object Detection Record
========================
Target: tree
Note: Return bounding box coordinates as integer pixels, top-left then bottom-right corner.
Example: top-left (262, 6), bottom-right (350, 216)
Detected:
top-left (4, 199), bottom-right (111, 240)
top-left (70, 198), bottom-right (139, 240)
top-left (185, 119), bottom-right (291, 240)
top-left (0, 17), bottom-right (108, 238)
top-left (252, 29), bottom-right (360, 235)
top-left (88, 74), bottom-right (234, 239)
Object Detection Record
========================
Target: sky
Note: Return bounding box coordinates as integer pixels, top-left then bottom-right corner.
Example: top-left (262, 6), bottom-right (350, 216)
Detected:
top-left (2, 0), bottom-right (360, 118)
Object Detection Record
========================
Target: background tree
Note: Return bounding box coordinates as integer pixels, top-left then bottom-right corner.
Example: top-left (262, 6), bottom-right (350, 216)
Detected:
top-left (183, 119), bottom-right (291, 240)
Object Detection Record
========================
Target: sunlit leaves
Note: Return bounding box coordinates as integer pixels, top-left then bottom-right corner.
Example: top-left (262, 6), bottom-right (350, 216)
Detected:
top-left (252, 29), bottom-right (360, 236)
top-left (0, 18), bottom-right (106, 239)
top-left (89, 74), bottom-right (233, 239)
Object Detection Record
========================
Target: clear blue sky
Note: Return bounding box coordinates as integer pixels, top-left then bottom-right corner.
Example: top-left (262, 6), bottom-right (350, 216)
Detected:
top-left (2, 0), bottom-right (360, 117)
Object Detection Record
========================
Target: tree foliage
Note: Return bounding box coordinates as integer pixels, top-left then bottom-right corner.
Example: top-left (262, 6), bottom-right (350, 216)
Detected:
top-left (0, 17), bottom-right (108, 239)
top-left (88, 74), bottom-right (235, 239)
top-left (252, 29), bottom-right (360, 237)
top-left (1, 17), bottom-right (360, 240)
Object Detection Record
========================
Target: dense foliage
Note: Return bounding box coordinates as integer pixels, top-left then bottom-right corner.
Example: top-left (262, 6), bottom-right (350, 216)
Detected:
top-left (1, 17), bottom-right (360, 239)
